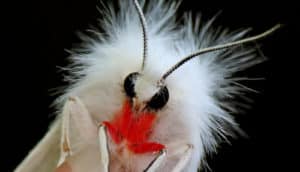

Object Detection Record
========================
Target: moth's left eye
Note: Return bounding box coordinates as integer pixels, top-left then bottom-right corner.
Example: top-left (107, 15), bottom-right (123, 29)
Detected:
top-left (124, 72), bottom-right (140, 98)
top-left (147, 86), bottom-right (169, 110)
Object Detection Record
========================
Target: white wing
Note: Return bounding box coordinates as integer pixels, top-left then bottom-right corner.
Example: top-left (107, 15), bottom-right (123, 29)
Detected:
top-left (15, 96), bottom-right (99, 172)
top-left (14, 119), bottom-right (61, 172)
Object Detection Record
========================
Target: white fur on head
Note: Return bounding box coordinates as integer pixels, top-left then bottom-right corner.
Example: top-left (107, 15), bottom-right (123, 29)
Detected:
top-left (55, 0), bottom-right (262, 171)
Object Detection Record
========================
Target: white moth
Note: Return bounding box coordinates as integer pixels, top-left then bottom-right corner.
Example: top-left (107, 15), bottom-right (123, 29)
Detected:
top-left (15, 0), bottom-right (280, 172)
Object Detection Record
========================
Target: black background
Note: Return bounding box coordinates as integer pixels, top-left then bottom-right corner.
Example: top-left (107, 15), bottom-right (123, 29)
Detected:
top-left (2, 0), bottom-right (298, 171)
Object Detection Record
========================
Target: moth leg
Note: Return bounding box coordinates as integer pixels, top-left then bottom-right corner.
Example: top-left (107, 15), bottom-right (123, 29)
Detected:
top-left (57, 98), bottom-right (74, 167)
top-left (170, 144), bottom-right (193, 172)
top-left (57, 96), bottom-right (97, 167)
top-left (143, 149), bottom-right (166, 172)
top-left (98, 124), bottom-right (110, 172)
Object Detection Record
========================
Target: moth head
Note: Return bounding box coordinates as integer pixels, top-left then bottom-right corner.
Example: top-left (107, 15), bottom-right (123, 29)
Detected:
top-left (54, 0), bottom-right (281, 171)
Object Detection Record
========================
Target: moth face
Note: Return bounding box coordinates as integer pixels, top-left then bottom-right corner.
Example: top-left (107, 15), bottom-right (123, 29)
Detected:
top-left (101, 98), bottom-right (166, 171)
top-left (80, 72), bottom-right (169, 171)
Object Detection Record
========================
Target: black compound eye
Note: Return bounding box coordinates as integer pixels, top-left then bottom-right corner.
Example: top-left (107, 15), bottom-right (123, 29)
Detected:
top-left (147, 86), bottom-right (169, 110)
top-left (124, 72), bottom-right (140, 98)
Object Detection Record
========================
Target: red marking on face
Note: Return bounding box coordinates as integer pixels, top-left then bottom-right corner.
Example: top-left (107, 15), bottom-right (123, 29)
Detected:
top-left (103, 100), bottom-right (165, 154)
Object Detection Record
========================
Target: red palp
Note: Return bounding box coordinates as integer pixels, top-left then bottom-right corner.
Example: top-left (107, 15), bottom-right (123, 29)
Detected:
top-left (103, 100), bottom-right (165, 154)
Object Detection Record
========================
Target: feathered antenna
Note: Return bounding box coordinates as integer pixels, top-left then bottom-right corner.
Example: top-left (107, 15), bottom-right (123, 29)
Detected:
top-left (133, 0), bottom-right (148, 70)
top-left (158, 24), bottom-right (282, 85)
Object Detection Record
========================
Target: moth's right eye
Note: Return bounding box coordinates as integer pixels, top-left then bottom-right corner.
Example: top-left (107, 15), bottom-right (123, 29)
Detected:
top-left (124, 72), bottom-right (139, 98)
